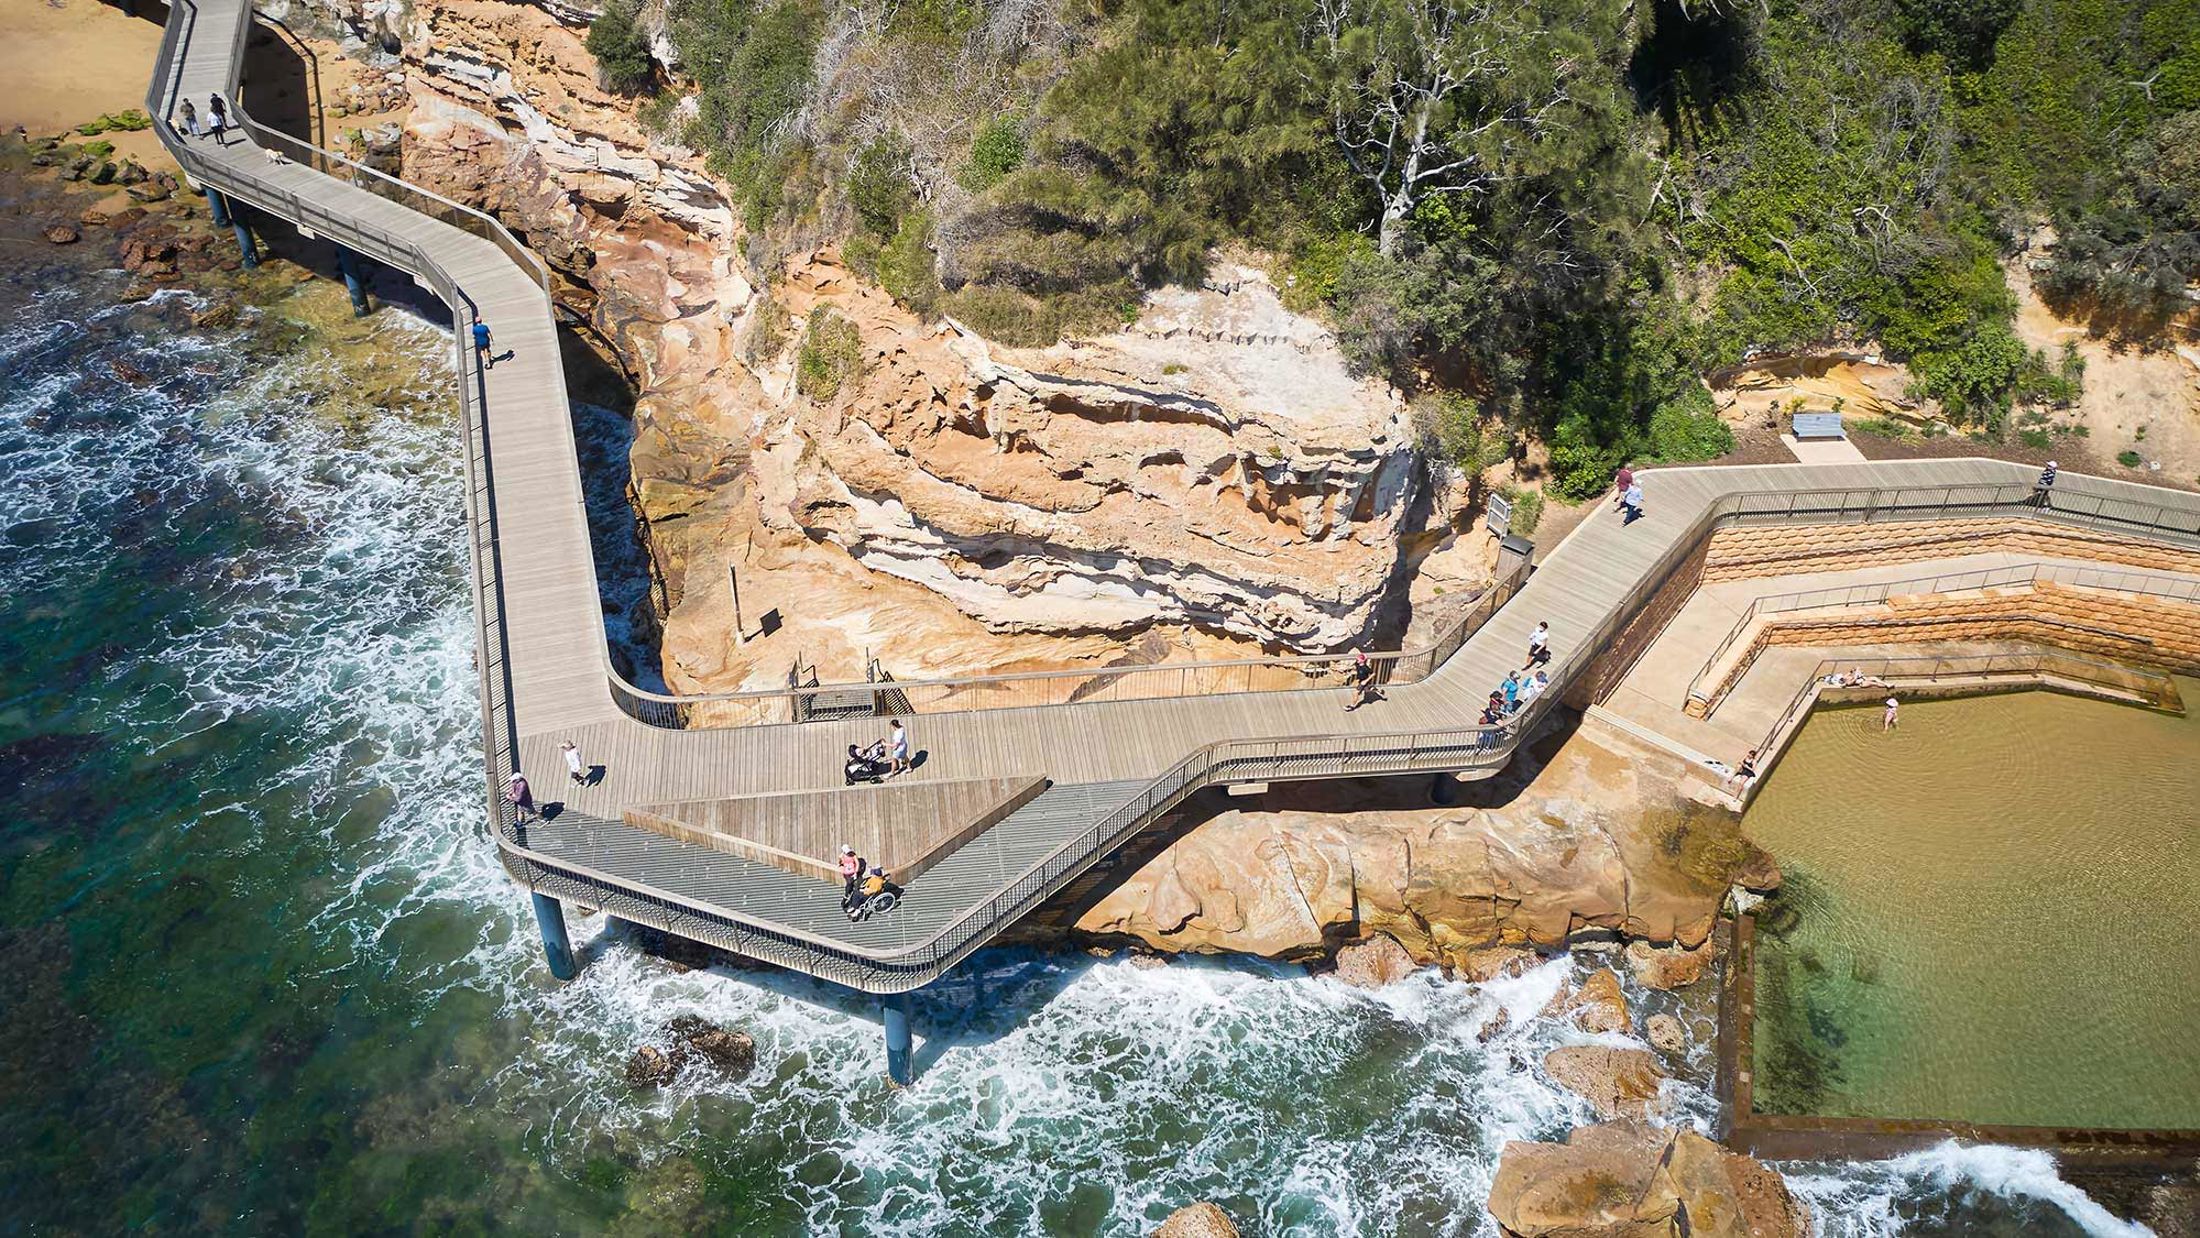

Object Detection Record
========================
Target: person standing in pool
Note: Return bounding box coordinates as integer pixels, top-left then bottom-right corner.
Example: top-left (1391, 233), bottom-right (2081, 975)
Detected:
top-left (1883, 696), bottom-right (1900, 732)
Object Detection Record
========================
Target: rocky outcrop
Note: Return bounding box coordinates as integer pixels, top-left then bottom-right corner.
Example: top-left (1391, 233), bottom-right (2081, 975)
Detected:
top-left (1624, 939), bottom-right (1714, 991)
top-left (1542, 1047), bottom-right (1667, 1120)
top-left (1486, 1121), bottom-right (1810, 1238)
top-left (623, 1017), bottom-right (758, 1089)
top-left (1329, 932), bottom-right (1419, 989)
top-left (1073, 729), bottom-right (1770, 965)
top-left (1552, 970), bottom-right (1632, 1035)
top-left (338, 0), bottom-right (1428, 689)
top-left (1152, 1202), bottom-right (1239, 1238)
top-left (753, 258), bottom-right (1418, 653)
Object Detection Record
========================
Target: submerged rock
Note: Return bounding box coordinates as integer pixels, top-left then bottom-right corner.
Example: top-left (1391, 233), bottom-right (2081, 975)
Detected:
top-left (666, 1014), bottom-right (756, 1079)
top-left (624, 1044), bottom-right (685, 1089)
top-left (1486, 1120), bottom-right (1809, 1238)
top-left (1152, 1201), bottom-right (1239, 1238)
top-left (42, 224), bottom-right (79, 245)
top-left (1542, 1046), bottom-right (1666, 1120)
top-left (1330, 932), bottom-right (1418, 989)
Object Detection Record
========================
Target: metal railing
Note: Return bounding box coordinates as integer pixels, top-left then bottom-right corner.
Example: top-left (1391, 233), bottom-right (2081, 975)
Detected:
top-left (146, 0), bottom-right (2200, 990)
top-left (1688, 561), bottom-right (2200, 712)
top-left (607, 555), bottom-right (1534, 728)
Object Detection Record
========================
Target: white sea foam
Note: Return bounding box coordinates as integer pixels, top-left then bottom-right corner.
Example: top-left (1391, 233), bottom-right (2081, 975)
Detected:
top-left (1787, 1141), bottom-right (2157, 1236)
top-left (4, 276), bottom-right (2155, 1236)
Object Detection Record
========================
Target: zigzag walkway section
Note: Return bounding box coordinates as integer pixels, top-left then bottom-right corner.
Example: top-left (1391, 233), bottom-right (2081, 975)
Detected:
top-left (147, 0), bottom-right (2200, 1077)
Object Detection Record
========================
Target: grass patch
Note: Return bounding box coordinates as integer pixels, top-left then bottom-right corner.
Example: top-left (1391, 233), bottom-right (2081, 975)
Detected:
top-left (795, 308), bottom-right (862, 400)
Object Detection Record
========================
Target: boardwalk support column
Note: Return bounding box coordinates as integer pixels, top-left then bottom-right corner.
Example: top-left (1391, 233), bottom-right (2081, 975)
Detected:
top-left (883, 994), bottom-right (914, 1086)
top-left (203, 185), bottom-right (231, 228)
top-left (336, 246), bottom-right (371, 316)
top-left (230, 210), bottom-right (259, 269)
top-left (531, 891), bottom-right (577, 980)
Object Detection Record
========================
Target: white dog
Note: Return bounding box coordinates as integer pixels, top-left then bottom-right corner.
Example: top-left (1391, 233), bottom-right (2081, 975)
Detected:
top-left (262, 146), bottom-right (292, 166)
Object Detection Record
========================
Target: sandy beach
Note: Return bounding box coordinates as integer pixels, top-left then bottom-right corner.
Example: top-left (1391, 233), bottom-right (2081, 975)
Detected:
top-left (2, 0), bottom-right (173, 168)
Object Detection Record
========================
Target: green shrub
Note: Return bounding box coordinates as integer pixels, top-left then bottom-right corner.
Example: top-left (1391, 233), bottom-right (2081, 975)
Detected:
top-left (76, 110), bottom-right (150, 136)
top-left (2118, 449), bottom-right (2144, 467)
top-left (847, 137), bottom-right (911, 239)
top-left (877, 211), bottom-right (940, 315)
top-left (585, 0), bottom-right (657, 95)
top-left (1851, 417), bottom-right (1917, 441)
top-left (796, 309), bottom-right (864, 400)
top-left (1499, 484), bottom-right (1545, 536)
top-left (675, 0), bottom-right (821, 224)
top-left (1645, 395), bottom-right (1734, 463)
top-left (957, 114), bottom-right (1026, 193)
top-left (2018, 428), bottom-right (2053, 449)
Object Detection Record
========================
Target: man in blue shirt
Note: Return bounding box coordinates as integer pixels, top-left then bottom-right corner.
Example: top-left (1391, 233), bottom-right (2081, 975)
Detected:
top-left (472, 319), bottom-right (495, 370)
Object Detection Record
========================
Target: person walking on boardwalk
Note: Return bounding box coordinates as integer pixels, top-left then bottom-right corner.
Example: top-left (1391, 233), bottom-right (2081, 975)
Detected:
top-left (503, 771), bottom-right (536, 824)
top-left (1523, 621), bottom-right (1551, 670)
top-left (1612, 464), bottom-right (1634, 511)
top-left (1621, 479), bottom-right (1646, 525)
top-left (1882, 696), bottom-right (1900, 732)
top-left (838, 845), bottom-right (866, 910)
top-left (177, 100), bottom-right (200, 139)
top-left (561, 740), bottom-right (586, 785)
top-left (2032, 459), bottom-right (2058, 509)
top-left (1345, 651), bottom-right (1381, 711)
top-left (472, 319), bottom-right (495, 370)
top-left (1501, 669), bottom-right (1522, 714)
top-left (206, 93), bottom-right (230, 144)
top-left (887, 718), bottom-right (911, 776)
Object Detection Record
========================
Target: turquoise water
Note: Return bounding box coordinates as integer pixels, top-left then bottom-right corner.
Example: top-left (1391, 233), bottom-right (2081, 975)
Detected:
top-left (1745, 691), bottom-right (2200, 1130)
top-left (0, 206), bottom-right (2162, 1234)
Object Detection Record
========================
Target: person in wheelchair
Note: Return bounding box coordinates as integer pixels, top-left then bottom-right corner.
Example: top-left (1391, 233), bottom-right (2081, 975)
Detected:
top-left (845, 867), bottom-right (902, 921)
top-left (844, 741), bottom-right (889, 785)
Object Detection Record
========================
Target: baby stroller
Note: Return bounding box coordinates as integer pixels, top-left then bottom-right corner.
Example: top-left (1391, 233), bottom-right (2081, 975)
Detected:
top-left (844, 742), bottom-right (888, 785)
top-left (845, 870), bottom-right (902, 921)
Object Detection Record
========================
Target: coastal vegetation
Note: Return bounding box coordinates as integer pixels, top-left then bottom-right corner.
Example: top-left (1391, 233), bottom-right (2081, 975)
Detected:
top-left (617, 0), bottom-right (2199, 494)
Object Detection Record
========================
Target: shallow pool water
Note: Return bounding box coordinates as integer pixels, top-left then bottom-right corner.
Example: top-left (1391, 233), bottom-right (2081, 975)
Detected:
top-left (1743, 687), bottom-right (2200, 1130)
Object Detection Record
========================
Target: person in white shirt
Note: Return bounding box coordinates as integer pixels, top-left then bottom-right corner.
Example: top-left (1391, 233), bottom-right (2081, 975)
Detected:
top-left (561, 740), bottom-right (587, 785)
top-left (1523, 621), bottom-right (1551, 670)
top-left (888, 718), bottom-right (911, 776)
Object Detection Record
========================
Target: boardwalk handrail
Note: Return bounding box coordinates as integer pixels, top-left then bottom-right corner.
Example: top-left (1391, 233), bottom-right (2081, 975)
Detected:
top-left (1687, 560), bottom-right (2200, 712)
top-left (605, 479), bottom-right (2200, 731)
top-left (147, 0), bottom-right (2200, 992)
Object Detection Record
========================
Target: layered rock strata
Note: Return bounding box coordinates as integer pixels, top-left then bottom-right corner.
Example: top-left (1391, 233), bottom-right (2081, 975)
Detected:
top-left (294, 0), bottom-right (1425, 689)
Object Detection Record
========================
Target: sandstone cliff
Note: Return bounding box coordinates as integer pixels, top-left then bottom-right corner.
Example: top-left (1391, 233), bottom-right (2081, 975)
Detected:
top-left (1073, 723), bottom-right (1778, 965)
top-left (290, 0), bottom-right (1429, 692)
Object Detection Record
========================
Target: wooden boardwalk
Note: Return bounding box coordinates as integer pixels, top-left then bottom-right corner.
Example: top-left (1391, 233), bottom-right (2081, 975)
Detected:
top-left (147, 0), bottom-right (2200, 992)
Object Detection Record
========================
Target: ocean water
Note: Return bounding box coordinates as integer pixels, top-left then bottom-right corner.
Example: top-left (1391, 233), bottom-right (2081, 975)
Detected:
top-left (0, 232), bottom-right (2163, 1234)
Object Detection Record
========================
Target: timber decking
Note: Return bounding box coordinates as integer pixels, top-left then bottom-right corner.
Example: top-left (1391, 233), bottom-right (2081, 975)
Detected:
top-left (625, 774), bottom-right (1050, 884)
top-left (147, 0), bottom-right (2200, 992)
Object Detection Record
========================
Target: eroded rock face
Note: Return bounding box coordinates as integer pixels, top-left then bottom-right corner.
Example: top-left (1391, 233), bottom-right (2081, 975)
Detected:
top-left (1486, 1121), bottom-right (1810, 1238)
top-left (1330, 932), bottom-right (1420, 989)
top-left (1542, 1046), bottom-right (1666, 1120)
top-left (756, 258), bottom-right (1419, 653)
top-left (337, 0), bottom-right (1425, 688)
